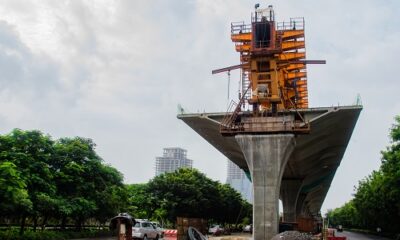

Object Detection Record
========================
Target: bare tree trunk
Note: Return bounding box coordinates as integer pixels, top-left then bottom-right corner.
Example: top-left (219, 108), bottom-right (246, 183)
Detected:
top-left (33, 216), bottom-right (38, 232)
top-left (19, 214), bottom-right (26, 236)
top-left (75, 217), bottom-right (83, 231)
top-left (41, 215), bottom-right (48, 231)
top-left (61, 216), bottom-right (67, 230)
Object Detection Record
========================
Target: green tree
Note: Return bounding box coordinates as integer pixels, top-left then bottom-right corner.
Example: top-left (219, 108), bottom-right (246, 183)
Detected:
top-left (0, 129), bottom-right (55, 234)
top-left (353, 171), bottom-right (387, 229)
top-left (215, 184), bottom-right (245, 224)
top-left (326, 200), bottom-right (360, 228)
top-left (52, 137), bottom-right (126, 229)
top-left (378, 115), bottom-right (400, 232)
top-left (146, 168), bottom-right (251, 226)
top-left (328, 115), bottom-right (400, 233)
top-left (0, 129), bottom-right (127, 233)
top-left (93, 164), bottom-right (128, 225)
top-left (148, 168), bottom-right (220, 222)
top-left (0, 161), bottom-right (32, 217)
top-left (126, 184), bottom-right (153, 219)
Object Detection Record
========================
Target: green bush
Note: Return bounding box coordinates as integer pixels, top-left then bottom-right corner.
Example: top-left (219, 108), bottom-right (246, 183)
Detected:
top-left (0, 230), bottom-right (66, 240)
top-left (0, 229), bottom-right (113, 240)
top-left (24, 231), bottom-right (66, 240)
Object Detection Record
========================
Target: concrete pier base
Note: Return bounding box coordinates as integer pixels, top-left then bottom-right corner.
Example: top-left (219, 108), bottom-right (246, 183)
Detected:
top-left (296, 193), bottom-right (308, 219)
top-left (236, 134), bottom-right (296, 240)
top-left (281, 180), bottom-right (303, 222)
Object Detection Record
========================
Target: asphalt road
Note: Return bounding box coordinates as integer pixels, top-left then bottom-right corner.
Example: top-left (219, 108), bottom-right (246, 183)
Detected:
top-left (336, 230), bottom-right (392, 240)
top-left (73, 231), bottom-right (394, 240)
top-left (71, 238), bottom-right (113, 240)
top-left (72, 237), bottom-right (174, 240)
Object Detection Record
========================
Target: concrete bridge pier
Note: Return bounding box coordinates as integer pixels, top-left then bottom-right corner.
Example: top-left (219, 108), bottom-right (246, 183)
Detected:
top-left (236, 134), bottom-right (296, 240)
top-left (295, 193), bottom-right (308, 218)
top-left (281, 179), bottom-right (303, 223)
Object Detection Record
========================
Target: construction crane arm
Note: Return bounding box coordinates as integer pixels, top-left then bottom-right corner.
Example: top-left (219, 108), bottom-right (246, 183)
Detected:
top-left (281, 60), bottom-right (326, 64)
top-left (211, 63), bottom-right (247, 74)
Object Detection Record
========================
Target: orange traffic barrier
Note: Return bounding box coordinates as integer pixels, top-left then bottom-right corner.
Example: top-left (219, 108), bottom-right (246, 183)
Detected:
top-left (164, 229), bottom-right (178, 237)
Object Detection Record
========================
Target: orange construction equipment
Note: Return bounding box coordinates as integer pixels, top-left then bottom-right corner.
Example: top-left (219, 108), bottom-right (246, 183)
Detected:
top-left (213, 4), bottom-right (325, 136)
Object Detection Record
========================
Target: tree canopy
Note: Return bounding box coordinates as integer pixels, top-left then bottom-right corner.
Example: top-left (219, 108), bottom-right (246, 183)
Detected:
top-left (0, 129), bottom-right (252, 234)
top-left (128, 168), bottom-right (252, 226)
top-left (327, 115), bottom-right (400, 234)
top-left (0, 129), bottom-right (127, 233)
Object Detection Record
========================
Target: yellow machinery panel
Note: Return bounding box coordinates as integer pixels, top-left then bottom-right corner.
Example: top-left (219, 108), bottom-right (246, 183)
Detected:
top-left (213, 5), bottom-right (325, 135)
top-left (229, 12), bottom-right (310, 111)
top-left (281, 41), bottom-right (305, 51)
top-left (281, 30), bottom-right (305, 40)
top-left (231, 33), bottom-right (252, 42)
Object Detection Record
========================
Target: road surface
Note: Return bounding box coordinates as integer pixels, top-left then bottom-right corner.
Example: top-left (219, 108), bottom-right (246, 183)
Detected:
top-left (336, 230), bottom-right (392, 240)
top-left (73, 231), bottom-right (394, 240)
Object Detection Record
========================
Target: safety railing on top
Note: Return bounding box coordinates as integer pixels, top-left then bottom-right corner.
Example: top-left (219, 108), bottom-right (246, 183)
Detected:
top-left (276, 17), bottom-right (305, 30)
top-left (231, 21), bottom-right (252, 34)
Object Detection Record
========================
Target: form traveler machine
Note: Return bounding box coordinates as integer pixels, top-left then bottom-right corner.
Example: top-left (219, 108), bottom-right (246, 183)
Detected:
top-left (178, 3), bottom-right (361, 240)
top-left (213, 4), bottom-right (325, 136)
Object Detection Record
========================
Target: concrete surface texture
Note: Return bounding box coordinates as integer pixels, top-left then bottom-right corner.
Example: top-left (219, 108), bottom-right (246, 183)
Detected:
top-left (280, 179), bottom-right (303, 222)
top-left (178, 105), bottom-right (362, 239)
top-left (236, 134), bottom-right (295, 240)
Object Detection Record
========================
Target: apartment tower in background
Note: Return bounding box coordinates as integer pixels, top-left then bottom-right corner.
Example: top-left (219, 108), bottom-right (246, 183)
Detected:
top-left (226, 160), bottom-right (253, 202)
top-left (155, 148), bottom-right (193, 176)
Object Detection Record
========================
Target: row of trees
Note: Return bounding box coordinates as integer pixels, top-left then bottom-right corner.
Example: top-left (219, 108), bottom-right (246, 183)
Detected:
top-left (327, 116), bottom-right (400, 234)
top-left (0, 129), bottom-right (127, 234)
top-left (126, 168), bottom-right (252, 227)
top-left (0, 129), bottom-right (252, 234)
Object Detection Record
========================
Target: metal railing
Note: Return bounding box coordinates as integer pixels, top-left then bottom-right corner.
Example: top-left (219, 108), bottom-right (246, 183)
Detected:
top-left (276, 18), bottom-right (305, 30)
top-left (220, 85), bottom-right (251, 134)
top-left (253, 40), bottom-right (271, 49)
top-left (231, 21), bottom-right (251, 34)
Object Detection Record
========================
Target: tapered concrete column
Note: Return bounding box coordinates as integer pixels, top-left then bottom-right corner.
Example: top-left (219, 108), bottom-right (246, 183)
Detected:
top-left (236, 134), bottom-right (295, 240)
top-left (296, 193), bottom-right (307, 218)
top-left (280, 180), bottom-right (302, 222)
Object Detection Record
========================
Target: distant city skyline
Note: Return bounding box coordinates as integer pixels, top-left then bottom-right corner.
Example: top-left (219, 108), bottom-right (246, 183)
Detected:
top-left (226, 160), bottom-right (252, 203)
top-left (155, 147), bottom-right (193, 176)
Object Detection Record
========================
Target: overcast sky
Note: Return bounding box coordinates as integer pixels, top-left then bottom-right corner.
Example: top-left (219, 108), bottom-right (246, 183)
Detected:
top-left (0, 0), bottom-right (399, 213)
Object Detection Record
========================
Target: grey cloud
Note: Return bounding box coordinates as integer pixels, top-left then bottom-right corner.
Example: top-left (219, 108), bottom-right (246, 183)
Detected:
top-left (0, 0), bottom-right (398, 214)
top-left (0, 21), bottom-right (60, 99)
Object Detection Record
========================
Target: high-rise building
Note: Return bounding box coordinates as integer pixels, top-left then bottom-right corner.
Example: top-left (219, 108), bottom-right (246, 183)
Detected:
top-left (226, 160), bottom-right (253, 202)
top-left (155, 148), bottom-right (193, 176)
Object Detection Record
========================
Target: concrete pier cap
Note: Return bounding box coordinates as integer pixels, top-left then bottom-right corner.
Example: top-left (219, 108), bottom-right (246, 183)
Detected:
top-left (177, 106), bottom-right (362, 239)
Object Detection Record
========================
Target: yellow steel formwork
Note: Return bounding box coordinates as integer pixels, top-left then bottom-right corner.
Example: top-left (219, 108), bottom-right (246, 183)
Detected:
top-left (231, 20), bottom-right (309, 110)
top-left (214, 8), bottom-right (326, 135)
